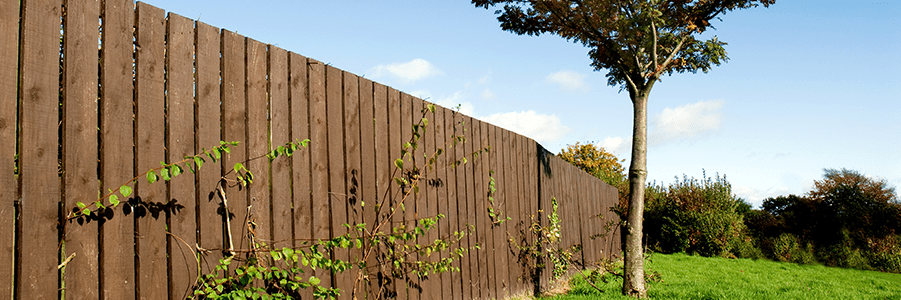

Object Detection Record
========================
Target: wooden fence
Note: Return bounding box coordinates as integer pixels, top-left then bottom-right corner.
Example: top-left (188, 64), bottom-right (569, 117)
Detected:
top-left (0, 0), bottom-right (621, 299)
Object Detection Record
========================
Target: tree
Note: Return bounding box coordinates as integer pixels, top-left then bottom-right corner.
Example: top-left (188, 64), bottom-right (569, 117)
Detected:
top-left (808, 168), bottom-right (899, 248)
top-left (471, 0), bottom-right (775, 296)
top-left (558, 142), bottom-right (626, 187)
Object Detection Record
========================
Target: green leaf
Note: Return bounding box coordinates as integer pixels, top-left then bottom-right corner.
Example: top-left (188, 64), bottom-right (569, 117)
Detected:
top-left (82, 208), bottom-right (91, 215)
top-left (422, 117), bottom-right (428, 127)
top-left (308, 276), bottom-right (321, 285)
top-left (234, 163), bottom-right (245, 173)
top-left (194, 156), bottom-right (204, 169)
top-left (394, 158), bottom-right (404, 170)
top-left (161, 168), bottom-right (171, 181)
top-left (109, 194), bottom-right (120, 206)
top-left (171, 165), bottom-right (182, 177)
top-left (147, 171), bottom-right (158, 184)
top-left (76, 202), bottom-right (86, 209)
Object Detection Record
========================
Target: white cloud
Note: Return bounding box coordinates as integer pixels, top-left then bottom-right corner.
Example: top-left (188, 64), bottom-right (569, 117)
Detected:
top-left (650, 99), bottom-right (724, 146)
top-left (369, 58), bottom-right (442, 83)
top-left (600, 136), bottom-right (630, 157)
top-left (546, 70), bottom-right (590, 93)
top-left (481, 111), bottom-right (570, 145)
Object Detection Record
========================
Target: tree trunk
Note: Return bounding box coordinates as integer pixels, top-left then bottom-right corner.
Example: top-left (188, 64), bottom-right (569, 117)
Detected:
top-left (622, 91), bottom-right (648, 297)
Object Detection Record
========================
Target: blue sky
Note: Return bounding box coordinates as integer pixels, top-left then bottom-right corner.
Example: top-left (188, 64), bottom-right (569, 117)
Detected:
top-left (142, 0), bottom-right (900, 208)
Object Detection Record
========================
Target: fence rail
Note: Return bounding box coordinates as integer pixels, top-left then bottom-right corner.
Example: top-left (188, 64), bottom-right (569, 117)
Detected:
top-left (0, 1), bottom-right (621, 299)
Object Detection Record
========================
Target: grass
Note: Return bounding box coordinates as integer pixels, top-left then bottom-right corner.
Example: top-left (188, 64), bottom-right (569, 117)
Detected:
top-left (544, 253), bottom-right (901, 300)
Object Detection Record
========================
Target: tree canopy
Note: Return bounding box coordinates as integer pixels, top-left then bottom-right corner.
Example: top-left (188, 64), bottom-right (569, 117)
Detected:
top-left (472, 0), bottom-right (774, 93)
top-left (558, 142), bottom-right (626, 187)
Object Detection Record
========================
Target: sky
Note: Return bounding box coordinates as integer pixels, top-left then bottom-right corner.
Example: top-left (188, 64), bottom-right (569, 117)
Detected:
top-left (141, 0), bottom-right (901, 208)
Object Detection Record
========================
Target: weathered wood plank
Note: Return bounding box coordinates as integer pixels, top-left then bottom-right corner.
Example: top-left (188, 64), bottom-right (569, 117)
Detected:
top-left (461, 115), bottom-right (479, 299)
top-left (246, 38), bottom-right (270, 249)
top-left (135, 3), bottom-right (168, 298)
top-left (325, 66), bottom-right (351, 298)
top-left (194, 20), bottom-right (223, 275)
top-left (99, 0), bottom-right (136, 297)
top-left (269, 45), bottom-right (291, 249)
top-left (342, 71), bottom-right (362, 299)
top-left (307, 58), bottom-right (333, 289)
top-left (220, 29), bottom-right (248, 264)
top-left (431, 105), bottom-right (452, 298)
top-left (165, 12), bottom-right (197, 300)
top-left (357, 77), bottom-right (377, 299)
top-left (386, 86), bottom-right (402, 299)
top-left (61, 0), bottom-right (100, 297)
top-left (18, 0), bottom-right (62, 297)
top-left (370, 82), bottom-right (390, 299)
top-left (478, 119), bottom-right (497, 300)
top-left (420, 99), bottom-right (441, 300)
top-left (288, 52), bottom-right (314, 300)
top-left (442, 107), bottom-right (462, 298)
top-left (0, 0), bottom-right (19, 297)
top-left (452, 111), bottom-right (472, 300)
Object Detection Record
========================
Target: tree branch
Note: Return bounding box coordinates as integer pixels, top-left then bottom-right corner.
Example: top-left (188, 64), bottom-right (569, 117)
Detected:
top-left (651, 20), bottom-right (658, 76)
top-left (652, 32), bottom-right (691, 80)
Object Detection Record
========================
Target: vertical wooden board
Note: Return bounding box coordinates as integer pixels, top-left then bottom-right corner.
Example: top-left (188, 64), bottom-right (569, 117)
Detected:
top-left (135, 3), bottom-right (168, 298)
top-left (268, 46), bottom-right (291, 249)
top-left (441, 107), bottom-right (461, 298)
top-left (478, 119), bottom-right (497, 300)
top-left (325, 65), bottom-right (350, 296)
top-left (410, 97), bottom-right (434, 299)
top-left (432, 105), bottom-right (452, 299)
top-left (420, 99), bottom-right (441, 300)
top-left (516, 134), bottom-right (530, 294)
top-left (461, 115), bottom-right (480, 299)
top-left (245, 38), bottom-right (270, 247)
top-left (18, 0), bottom-right (62, 297)
top-left (452, 111), bottom-right (472, 300)
top-left (99, 0), bottom-right (135, 297)
top-left (307, 59), bottom-right (332, 287)
top-left (369, 82), bottom-right (388, 299)
top-left (357, 77), bottom-right (377, 299)
top-left (194, 20), bottom-right (222, 275)
top-left (220, 29), bottom-right (248, 261)
top-left (527, 138), bottom-right (539, 278)
top-left (288, 52), bottom-right (313, 300)
top-left (0, 0), bottom-right (18, 297)
top-left (509, 132), bottom-right (525, 293)
top-left (386, 87), bottom-right (403, 299)
top-left (61, 0), bottom-right (100, 298)
top-left (489, 125), bottom-right (509, 298)
top-left (165, 13), bottom-right (196, 300)
top-left (470, 119), bottom-right (489, 299)
top-left (342, 71), bottom-right (361, 298)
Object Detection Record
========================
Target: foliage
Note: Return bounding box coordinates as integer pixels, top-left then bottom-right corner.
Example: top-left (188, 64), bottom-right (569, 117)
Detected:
top-left (748, 169), bottom-right (901, 273)
top-left (643, 171), bottom-right (750, 258)
top-left (558, 142), bottom-right (626, 188)
top-left (510, 197), bottom-right (584, 297)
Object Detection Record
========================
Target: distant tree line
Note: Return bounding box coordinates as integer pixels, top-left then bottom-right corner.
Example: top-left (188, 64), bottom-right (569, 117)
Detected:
top-left (560, 143), bottom-right (901, 273)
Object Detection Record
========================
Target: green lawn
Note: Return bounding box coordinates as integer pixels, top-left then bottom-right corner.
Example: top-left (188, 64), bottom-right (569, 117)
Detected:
top-left (545, 253), bottom-right (901, 300)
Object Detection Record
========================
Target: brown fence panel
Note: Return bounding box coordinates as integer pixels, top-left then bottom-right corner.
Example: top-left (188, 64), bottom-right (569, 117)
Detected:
top-left (100, 0), bottom-right (136, 298)
top-left (18, 0), bottom-right (63, 297)
top-left (246, 38), bottom-right (271, 249)
top-left (461, 115), bottom-right (478, 299)
top-left (357, 77), bottom-right (377, 299)
top-left (165, 12), bottom-right (197, 300)
top-left (221, 29), bottom-right (249, 263)
top-left (433, 105), bottom-right (453, 298)
top-left (453, 111), bottom-right (473, 300)
top-left (0, 0), bottom-right (17, 297)
top-left (418, 98), bottom-right (441, 300)
top-left (269, 45), bottom-right (292, 249)
top-left (442, 107), bottom-right (462, 298)
top-left (386, 87), bottom-right (402, 298)
top-left (470, 119), bottom-right (489, 300)
top-left (308, 59), bottom-right (333, 289)
top-left (326, 66), bottom-right (351, 298)
top-left (478, 119), bottom-right (498, 300)
top-left (342, 71), bottom-right (362, 298)
top-left (195, 19), bottom-right (223, 275)
top-left (135, 3), bottom-right (168, 297)
top-left (289, 53), bottom-right (315, 300)
top-left (61, 0), bottom-right (100, 297)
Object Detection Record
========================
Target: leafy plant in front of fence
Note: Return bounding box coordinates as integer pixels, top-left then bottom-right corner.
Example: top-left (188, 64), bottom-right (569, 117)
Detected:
top-left (190, 103), bottom-right (487, 299)
top-left (509, 197), bottom-right (583, 296)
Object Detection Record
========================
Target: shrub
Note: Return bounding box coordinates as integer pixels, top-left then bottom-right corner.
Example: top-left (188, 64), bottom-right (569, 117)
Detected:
top-left (644, 172), bottom-right (755, 258)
